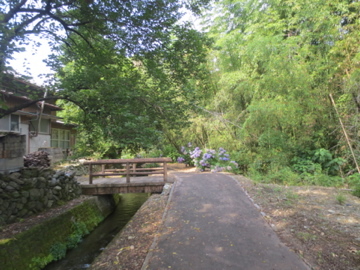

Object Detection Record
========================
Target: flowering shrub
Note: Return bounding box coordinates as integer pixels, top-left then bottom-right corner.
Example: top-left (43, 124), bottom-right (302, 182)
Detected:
top-left (178, 143), bottom-right (239, 173)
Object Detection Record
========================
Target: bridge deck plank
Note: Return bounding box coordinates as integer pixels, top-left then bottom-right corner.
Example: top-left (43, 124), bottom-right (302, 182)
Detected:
top-left (79, 175), bottom-right (173, 195)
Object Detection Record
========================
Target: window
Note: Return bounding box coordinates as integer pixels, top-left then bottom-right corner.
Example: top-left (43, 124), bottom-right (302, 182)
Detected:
top-left (51, 128), bottom-right (70, 149)
top-left (29, 119), bottom-right (50, 134)
top-left (10, 115), bottom-right (20, 132)
top-left (0, 114), bottom-right (20, 132)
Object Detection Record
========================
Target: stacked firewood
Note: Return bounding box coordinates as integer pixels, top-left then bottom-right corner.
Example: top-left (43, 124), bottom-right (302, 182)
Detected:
top-left (24, 151), bottom-right (51, 168)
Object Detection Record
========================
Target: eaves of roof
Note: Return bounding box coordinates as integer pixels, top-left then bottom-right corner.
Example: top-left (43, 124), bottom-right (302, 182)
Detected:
top-left (15, 111), bottom-right (63, 120)
top-left (0, 90), bottom-right (62, 111)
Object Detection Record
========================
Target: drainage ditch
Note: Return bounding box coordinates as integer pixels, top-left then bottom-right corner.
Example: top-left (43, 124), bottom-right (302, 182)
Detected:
top-left (44, 193), bottom-right (150, 270)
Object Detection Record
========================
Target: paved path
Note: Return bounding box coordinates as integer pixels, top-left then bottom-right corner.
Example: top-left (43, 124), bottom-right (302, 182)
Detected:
top-left (142, 172), bottom-right (310, 270)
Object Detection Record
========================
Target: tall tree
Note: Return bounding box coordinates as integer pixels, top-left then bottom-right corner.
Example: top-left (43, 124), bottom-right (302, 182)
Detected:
top-left (0, 0), bottom-right (211, 116)
top-left (184, 0), bottom-right (360, 175)
top-left (55, 25), bottom-right (212, 157)
top-left (0, 0), bottom-right (209, 72)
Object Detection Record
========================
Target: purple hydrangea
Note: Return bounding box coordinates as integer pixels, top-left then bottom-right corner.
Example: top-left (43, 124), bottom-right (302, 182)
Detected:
top-left (190, 147), bottom-right (202, 158)
top-left (200, 160), bottom-right (209, 167)
top-left (177, 157), bottom-right (185, 163)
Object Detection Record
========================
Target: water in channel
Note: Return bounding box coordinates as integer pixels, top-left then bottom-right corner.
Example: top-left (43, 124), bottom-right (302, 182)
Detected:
top-left (44, 193), bottom-right (150, 270)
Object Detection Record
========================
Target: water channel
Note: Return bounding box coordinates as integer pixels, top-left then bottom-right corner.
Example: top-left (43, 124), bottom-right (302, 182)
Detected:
top-left (44, 193), bottom-right (150, 270)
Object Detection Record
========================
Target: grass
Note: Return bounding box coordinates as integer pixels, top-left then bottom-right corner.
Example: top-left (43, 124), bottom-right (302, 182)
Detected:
top-left (296, 231), bottom-right (317, 241)
top-left (335, 193), bottom-right (346, 205)
top-left (285, 191), bottom-right (299, 200)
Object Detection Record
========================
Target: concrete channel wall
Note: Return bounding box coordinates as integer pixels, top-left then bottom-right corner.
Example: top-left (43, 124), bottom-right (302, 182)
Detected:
top-left (0, 194), bottom-right (120, 270)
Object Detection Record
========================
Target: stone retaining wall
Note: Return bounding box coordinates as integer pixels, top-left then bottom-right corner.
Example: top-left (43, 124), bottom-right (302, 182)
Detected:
top-left (0, 168), bottom-right (82, 225)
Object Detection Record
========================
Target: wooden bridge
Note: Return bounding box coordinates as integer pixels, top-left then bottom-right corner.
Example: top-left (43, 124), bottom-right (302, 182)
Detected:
top-left (80, 157), bottom-right (173, 195)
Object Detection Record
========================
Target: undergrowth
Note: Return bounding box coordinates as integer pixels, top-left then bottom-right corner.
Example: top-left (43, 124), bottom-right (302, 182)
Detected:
top-left (29, 221), bottom-right (90, 270)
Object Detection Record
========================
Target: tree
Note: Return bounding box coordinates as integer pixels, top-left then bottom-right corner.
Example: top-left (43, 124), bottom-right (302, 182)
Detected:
top-left (54, 25), bottom-right (212, 157)
top-left (0, 0), bottom-right (210, 72)
top-left (0, 0), bottom-right (211, 116)
top-left (178, 0), bottom-right (360, 178)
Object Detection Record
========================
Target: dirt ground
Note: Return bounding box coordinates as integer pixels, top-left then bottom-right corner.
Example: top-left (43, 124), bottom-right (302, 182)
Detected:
top-left (235, 175), bottom-right (360, 270)
top-left (1, 165), bottom-right (360, 270)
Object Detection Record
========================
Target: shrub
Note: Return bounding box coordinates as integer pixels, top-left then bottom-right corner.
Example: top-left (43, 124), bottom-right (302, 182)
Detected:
top-left (177, 144), bottom-right (239, 173)
top-left (266, 167), bottom-right (301, 185)
top-left (50, 242), bottom-right (67, 261)
top-left (353, 186), bottom-right (360, 198)
top-left (347, 173), bottom-right (360, 188)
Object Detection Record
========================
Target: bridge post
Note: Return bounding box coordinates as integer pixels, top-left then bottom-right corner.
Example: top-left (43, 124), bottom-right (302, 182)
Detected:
top-left (101, 164), bottom-right (105, 174)
top-left (126, 163), bottom-right (130, 183)
top-left (89, 164), bottom-right (93, 184)
top-left (164, 162), bottom-right (168, 182)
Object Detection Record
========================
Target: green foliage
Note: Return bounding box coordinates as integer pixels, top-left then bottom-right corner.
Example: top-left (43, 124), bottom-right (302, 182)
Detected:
top-left (266, 167), bottom-right (301, 185)
top-left (291, 157), bottom-right (316, 174)
top-left (161, 144), bottom-right (180, 162)
top-left (347, 173), bottom-right (360, 187)
top-left (1, 0), bottom-right (211, 73)
top-left (50, 242), bottom-right (67, 261)
top-left (352, 186), bottom-right (360, 198)
top-left (29, 220), bottom-right (90, 269)
top-left (335, 194), bottom-right (346, 205)
top-left (175, 0), bottom-right (360, 187)
top-left (30, 254), bottom-right (53, 270)
top-left (291, 149), bottom-right (345, 177)
top-left (54, 24), bottom-right (212, 159)
top-left (67, 221), bottom-right (89, 249)
top-left (312, 148), bottom-right (346, 175)
top-left (296, 232), bottom-right (317, 242)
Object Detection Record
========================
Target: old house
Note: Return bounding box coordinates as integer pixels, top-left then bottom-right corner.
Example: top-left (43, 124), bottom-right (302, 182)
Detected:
top-left (0, 74), bottom-right (76, 172)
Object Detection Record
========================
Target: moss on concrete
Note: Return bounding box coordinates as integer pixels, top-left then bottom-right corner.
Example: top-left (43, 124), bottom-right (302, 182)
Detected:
top-left (0, 195), bottom-right (119, 270)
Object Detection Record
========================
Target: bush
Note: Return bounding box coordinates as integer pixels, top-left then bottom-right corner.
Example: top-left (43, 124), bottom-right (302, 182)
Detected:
top-left (177, 144), bottom-right (239, 173)
top-left (352, 186), bottom-right (360, 198)
top-left (50, 242), bottom-right (67, 261)
top-left (347, 173), bottom-right (360, 188)
top-left (266, 167), bottom-right (301, 185)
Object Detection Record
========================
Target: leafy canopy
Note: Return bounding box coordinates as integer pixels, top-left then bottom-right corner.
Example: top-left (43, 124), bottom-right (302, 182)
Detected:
top-left (0, 0), bottom-right (210, 72)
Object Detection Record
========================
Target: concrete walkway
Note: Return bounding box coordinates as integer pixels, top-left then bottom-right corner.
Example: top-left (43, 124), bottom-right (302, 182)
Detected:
top-left (142, 172), bottom-right (310, 270)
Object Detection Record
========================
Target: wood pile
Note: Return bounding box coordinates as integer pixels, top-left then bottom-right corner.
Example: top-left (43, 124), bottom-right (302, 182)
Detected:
top-left (24, 151), bottom-right (51, 168)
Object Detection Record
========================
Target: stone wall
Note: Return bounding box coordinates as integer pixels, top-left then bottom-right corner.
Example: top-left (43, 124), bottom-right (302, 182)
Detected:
top-left (0, 133), bottom-right (26, 173)
top-left (0, 168), bottom-right (82, 225)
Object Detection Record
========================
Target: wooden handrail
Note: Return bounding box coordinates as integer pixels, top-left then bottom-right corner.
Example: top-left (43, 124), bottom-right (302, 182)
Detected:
top-left (84, 157), bottom-right (172, 184)
top-left (84, 157), bottom-right (172, 165)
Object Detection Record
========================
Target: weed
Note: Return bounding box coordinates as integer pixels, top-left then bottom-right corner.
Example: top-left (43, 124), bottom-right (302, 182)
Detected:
top-left (50, 242), bottom-right (66, 261)
top-left (317, 251), bottom-right (324, 263)
top-left (282, 191), bottom-right (299, 206)
top-left (352, 185), bottom-right (360, 198)
top-left (336, 194), bottom-right (346, 205)
top-left (285, 191), bottom-right (299, 201)
top-left (296, 231), bottom-right (317, 241)
top-left (273, 186), bottom-right (283, 193)
top-left (30, 254), bottom-right (53, 270)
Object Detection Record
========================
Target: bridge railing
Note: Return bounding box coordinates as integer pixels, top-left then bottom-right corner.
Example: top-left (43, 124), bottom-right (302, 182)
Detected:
top-left (83, 157), bottom-right (173, 184)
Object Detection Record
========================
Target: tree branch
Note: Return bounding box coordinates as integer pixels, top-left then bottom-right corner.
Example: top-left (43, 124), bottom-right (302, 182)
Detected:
top-left (0, 96), bottom-right (85, 118)
top-left (2, 0), bottom-right (28, 23)
top-left (46, 12), bottom-right (93, 48)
